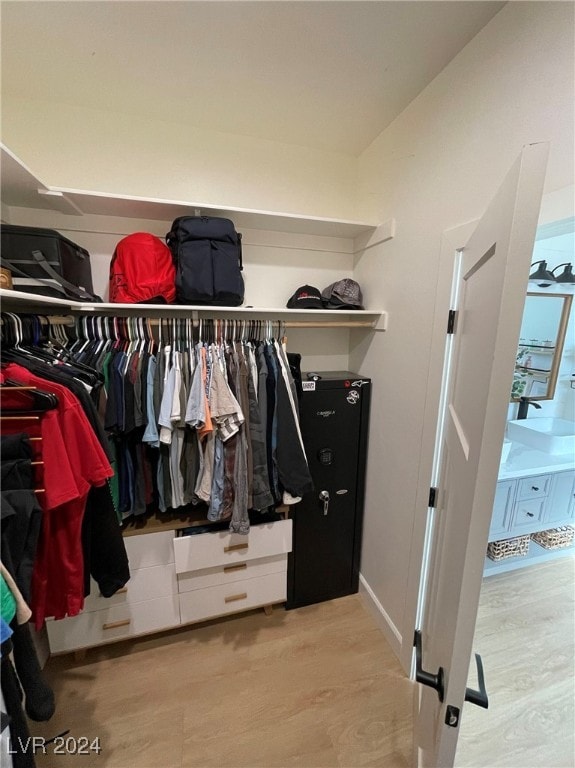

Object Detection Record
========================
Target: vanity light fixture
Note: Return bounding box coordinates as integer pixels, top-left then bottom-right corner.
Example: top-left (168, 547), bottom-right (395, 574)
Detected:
top-left (528, 260), bottom-right (556, 287)
top-left (551, 263), bottom-right (575, 284)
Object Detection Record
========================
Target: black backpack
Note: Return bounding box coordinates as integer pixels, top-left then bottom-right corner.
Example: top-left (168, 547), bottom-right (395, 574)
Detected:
top-left (166, 216), bottom-right (244, 306)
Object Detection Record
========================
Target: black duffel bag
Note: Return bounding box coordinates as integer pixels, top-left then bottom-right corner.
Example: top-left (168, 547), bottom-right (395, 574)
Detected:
top-left (166, 216), bottom-right (244, 306)
top-left (0, 224), bottom-right (101, 302)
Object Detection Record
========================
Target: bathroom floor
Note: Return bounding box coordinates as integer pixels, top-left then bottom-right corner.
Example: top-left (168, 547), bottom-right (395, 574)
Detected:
top-left (456, 556), bottom-right (575, 768)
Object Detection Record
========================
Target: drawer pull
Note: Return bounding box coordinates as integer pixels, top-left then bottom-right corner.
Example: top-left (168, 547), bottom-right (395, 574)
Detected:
top-left (224, 592), bottom-right (248, 604)
top-left (102, 619), bottom-right (131, 631)
top-left (531, 486), bottom-right (540, 491)
top-left (526, 512), bottom-right (534, 518)
top-left (223, 563), bottom-right (248, 573)
top-left (224, 543), bottom-right (249, 553)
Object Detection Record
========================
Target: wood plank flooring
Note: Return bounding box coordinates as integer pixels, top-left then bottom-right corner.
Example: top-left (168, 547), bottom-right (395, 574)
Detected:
top-left (456, 557), bottom-right (575, 768)
top-left (31, 595), bottom-right (413, 768)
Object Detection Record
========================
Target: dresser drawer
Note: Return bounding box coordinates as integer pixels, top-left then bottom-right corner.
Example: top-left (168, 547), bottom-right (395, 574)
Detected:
top-left (46, 594), bottom-right (181, 653)
top-left (179, 570), bottom-right (287, 625)
top-left (513, 498), bottom-right (547, 529)
top-left (177, 554), bottom-right (287, 594)
top-left (83, 564), bottom-right (177, 612)
top-left (517, 475), bottom-right (552, 501)
top-left (123, 530), bottom-right (175, 569)
top-left (173, 520), bottom-right (292, 574)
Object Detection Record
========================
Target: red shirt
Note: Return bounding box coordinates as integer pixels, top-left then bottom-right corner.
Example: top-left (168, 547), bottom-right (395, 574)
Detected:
top-left (2, 364), bottom-right (114, 626)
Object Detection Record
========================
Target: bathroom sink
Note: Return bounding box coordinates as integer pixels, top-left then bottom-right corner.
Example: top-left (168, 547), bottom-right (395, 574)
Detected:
top-left (507, 418), bottom-right (575, 455)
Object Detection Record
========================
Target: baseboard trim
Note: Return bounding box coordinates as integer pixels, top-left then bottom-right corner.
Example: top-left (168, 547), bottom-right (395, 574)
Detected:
top-left (358, 574), bottom-right (403, 660)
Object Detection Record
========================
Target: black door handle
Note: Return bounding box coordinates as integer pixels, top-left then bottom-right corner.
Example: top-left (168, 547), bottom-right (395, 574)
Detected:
top-left (465, 652), bottom-right (489, 708)
top-left (414, 630), bottom-right (444, 702)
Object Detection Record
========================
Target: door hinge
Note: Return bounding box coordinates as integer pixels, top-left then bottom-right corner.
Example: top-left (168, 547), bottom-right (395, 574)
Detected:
top-left (429, 487), bottom-right (438, 508)
top-left (447, 310), bottom-right (458, 334)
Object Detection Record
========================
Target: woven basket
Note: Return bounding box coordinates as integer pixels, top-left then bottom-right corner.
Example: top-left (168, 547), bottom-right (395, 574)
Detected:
top-left (487, 535), bottom-right (530, 562)
top-left (531, 526), bottom-right (575, 550)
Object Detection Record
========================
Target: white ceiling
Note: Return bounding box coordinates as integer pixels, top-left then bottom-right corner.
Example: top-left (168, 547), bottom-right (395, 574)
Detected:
top-left (1, 1), bottom-right (505, 157)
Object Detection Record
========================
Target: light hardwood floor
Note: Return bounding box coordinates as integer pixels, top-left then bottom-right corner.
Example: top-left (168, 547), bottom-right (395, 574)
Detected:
top-left (31, 595), bottom-right (413, 768)
top-left (30, 560), bottom-right (573, 768)
top-left (456, 557), bottom-right (575, 768)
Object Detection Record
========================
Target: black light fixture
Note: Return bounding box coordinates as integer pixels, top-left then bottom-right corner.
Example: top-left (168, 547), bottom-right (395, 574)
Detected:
top-left (528, 260), bottom-right (556, 287)
top-left (551, 263), bottom-right (575, 284)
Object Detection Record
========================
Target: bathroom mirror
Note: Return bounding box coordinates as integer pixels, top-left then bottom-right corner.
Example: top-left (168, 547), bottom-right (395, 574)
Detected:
top-left (511, 292), bottom-right (573, 401)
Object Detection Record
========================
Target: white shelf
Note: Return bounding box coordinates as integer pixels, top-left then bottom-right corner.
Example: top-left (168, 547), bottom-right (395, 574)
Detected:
top-left (0, 289), bottom-right (387, 328)
top-left (1, 144), bottom-right (378, 239)
top-left (53, 189), bottom-right (378, 239)
top-left (0, 288), bottom-right (76, 310)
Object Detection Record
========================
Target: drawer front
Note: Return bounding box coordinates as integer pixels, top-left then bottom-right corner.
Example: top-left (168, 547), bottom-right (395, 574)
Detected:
top-left (174, 519), bottom-right (292, 574)
top-left (83, 564), bottom-right (177, 612)
top-left (124, 530), bottom-right (175, 569)
top-left (490, 480), bottom-right (515, 538)
top-left (179, 571), bottom-right (287, 625)
top-left (513, 498), bottom-right (547, 529)
top-left (47, 595), bottom-right (181, 653)
top-left (177, 554), bottom-right (287, 594)
top-left (517, 475), bottom-right (552, 501)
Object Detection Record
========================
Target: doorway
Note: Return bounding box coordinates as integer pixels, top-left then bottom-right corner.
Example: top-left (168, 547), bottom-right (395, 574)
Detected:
top-left (455, 205), bottom-right (575, 768)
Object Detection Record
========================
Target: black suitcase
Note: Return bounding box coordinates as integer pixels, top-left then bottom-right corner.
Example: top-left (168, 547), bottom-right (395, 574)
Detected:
top-left (0, 224), bottom-right (101, 302)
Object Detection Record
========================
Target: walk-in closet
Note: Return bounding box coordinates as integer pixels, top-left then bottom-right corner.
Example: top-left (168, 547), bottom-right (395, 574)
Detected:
top-left (1, 3), bottom-right (574, 767)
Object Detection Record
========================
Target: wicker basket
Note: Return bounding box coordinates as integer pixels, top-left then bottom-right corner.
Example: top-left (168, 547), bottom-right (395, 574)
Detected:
top-left (487, 535), bottom-right (530, 562)
top-left (531, 526), bottom-right (575, 550)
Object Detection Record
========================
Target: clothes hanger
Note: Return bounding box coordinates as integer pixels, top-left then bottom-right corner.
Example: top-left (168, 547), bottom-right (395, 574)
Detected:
top-left (9, 313), bottom-right (101, 386)
top-left (0, 377), bottom-right (59, 412)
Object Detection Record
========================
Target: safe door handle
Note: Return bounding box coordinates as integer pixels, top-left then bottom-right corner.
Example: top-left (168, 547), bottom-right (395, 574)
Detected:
top-left (414, 630), bottom-right (444, 702)
top-left (465, 653), bottom-right (489, 709)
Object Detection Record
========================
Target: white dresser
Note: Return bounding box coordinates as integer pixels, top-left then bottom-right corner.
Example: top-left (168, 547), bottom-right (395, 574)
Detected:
top-left (46, 519), bottom-right (292, 654)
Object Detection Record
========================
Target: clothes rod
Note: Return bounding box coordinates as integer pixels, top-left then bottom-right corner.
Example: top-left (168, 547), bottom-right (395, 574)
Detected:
top-left (122, 318), bottom-right (376, 329)
top-left (283, 320), bottom-right (375, 328)
top-left (117, 318), bottom-right (375, 328)
top-left (0, 315), bottom-right (74, 326)
top-left (1, 314), bottom-right (376, 329)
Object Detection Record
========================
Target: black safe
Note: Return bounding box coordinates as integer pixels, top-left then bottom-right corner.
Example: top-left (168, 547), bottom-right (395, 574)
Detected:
top-left (287, 371), bottom-right (371, 609)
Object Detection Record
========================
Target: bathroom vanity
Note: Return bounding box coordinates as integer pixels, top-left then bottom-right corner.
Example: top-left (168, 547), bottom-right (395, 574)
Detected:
top-left (485, 441), bottom-right (575, 575)
top-left (487, 288), bottom-right (575, 575)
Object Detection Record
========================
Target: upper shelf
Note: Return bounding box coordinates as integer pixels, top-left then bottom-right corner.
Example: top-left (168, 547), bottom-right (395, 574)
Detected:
top-left (0, 289), bottom-right (387, 329)
top-left (1, 144), bottom-right (379, 240)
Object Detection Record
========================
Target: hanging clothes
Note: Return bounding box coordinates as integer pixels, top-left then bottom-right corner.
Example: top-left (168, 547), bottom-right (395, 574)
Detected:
top-left (0, 314), bottom-right (130, 628)
top-left (57, 315), bottom-right (313, 534)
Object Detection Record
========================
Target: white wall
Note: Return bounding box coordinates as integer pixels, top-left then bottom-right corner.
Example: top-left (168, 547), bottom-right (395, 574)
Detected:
top-left (1, 98), bottom-right (359, 221)
top-left (351, 1), bottom-right (575, 664)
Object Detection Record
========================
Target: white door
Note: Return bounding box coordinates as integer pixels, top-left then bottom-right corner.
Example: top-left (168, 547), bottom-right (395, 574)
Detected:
top-left (415, 143), bottom-right (549, 768)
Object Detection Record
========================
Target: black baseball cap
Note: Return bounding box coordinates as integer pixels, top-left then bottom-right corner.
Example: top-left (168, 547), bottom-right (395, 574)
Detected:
top-left (286, 285), bottom-right (324, 309)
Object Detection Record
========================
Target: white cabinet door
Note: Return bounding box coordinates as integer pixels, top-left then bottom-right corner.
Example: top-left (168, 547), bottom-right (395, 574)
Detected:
top-left (489, 480), bottom-right (515, 538)
top-left (415, 143), bottom-right (548, 768)
top-left (546, 470), bottom-right (575, 524)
